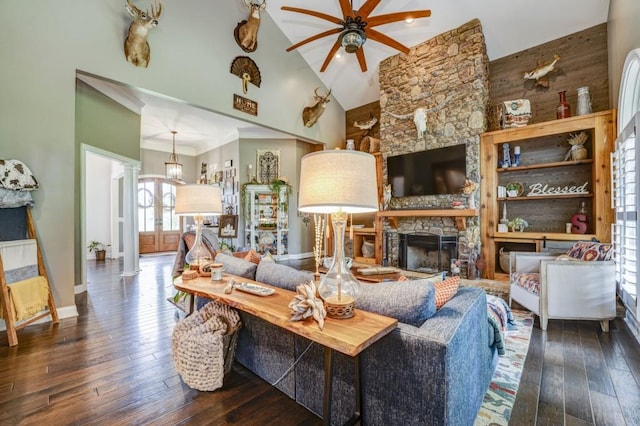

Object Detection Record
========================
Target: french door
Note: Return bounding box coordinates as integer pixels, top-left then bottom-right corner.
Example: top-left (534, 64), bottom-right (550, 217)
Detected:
top-left (138, 178), bottom-right (181, 253)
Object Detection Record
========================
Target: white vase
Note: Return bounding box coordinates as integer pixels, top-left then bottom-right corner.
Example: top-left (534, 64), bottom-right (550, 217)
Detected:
top-left (467, 195), bottom-right (476, 209)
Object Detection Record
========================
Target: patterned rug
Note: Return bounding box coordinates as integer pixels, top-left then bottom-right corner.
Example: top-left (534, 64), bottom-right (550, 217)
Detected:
top-left (474, 309), bottom-right (534, 425)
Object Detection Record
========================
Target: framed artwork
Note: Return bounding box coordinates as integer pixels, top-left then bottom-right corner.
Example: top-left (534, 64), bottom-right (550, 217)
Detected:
top-left (257, 149), bottom-right (280, 184)
top-left (218, 215), bottom-right (238, 238)
top-left (223, 175), bottom-right (235, 195)
top-left (214, 171), bottom-right (223, 183)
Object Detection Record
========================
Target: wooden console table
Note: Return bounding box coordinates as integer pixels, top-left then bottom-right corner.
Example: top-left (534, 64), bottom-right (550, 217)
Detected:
top-left (174, 274), bottom-right (397, 425)
top-left (374, 209), bottom-right (478, 264)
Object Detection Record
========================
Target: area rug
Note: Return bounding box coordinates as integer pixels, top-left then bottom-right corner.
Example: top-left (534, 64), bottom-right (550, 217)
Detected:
top-left (474, 309), bottom-right (534, 425)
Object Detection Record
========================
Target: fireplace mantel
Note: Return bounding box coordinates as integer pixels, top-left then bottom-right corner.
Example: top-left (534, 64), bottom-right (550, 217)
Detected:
top-left (374, 209), bottom-right (478, 264)
top-left (376, 209), bottom-right (478, 230)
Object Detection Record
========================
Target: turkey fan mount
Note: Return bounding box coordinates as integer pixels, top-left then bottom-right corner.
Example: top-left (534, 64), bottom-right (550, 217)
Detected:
top-left (230, 56), bottom-right (262, 94)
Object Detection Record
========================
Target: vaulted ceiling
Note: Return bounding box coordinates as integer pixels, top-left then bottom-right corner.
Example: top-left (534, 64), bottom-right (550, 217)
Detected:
top-left (82, 0), bottom-right (610, 156)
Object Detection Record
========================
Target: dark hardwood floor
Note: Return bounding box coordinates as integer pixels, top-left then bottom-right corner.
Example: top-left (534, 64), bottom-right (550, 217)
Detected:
top-left (2, 254), bottom-right (640, 425)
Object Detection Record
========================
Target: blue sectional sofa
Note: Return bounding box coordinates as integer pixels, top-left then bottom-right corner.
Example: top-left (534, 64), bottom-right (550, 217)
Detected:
top-left (210, 253), bottom-right (499, 425)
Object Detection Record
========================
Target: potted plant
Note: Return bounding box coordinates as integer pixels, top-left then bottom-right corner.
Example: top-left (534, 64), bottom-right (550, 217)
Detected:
top-left (507, 217), bottom-right (529, 232)
top-left (88, 240), bottom-right (107, 261)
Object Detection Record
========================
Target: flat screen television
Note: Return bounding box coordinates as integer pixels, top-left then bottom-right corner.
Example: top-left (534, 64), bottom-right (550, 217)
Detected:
top-left (387, 144), bottom-right (467, 196)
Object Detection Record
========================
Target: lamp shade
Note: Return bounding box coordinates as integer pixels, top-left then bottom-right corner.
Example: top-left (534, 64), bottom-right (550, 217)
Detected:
top-left (175, 184), bottom-right (222, 216)
top-left (298, 150), bottom-right (378, 214)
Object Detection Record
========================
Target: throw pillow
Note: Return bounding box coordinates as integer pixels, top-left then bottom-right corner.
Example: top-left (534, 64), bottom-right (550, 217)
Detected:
top-left (433, 276), bottom-right (460, 309)
top-left (566, 241), bottom-right (613, 261)
top-left (244, 249), bottom-right (261, 264)
top-left (357, 279), bottom-right (436, 327)
top-left (255, 261), bottom-right (314, 292)
top-left (214, 253), bottom-right (257, 279)
top-left (261, 251), bottom-right (276, 263)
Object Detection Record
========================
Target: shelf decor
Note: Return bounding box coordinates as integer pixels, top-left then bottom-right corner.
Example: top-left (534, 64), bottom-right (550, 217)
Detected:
top-left (480, 110), bottom-right (615, 280)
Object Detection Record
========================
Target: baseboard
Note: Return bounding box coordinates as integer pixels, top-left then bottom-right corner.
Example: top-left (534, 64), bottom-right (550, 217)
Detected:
top-left (0, 304), bottom-right (79, 332)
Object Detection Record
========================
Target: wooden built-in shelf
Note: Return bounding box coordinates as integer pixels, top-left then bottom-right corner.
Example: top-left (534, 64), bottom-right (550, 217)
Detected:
top-left (497, 159), bottom-right (593, 172)
top-left (498, 193), bottom-right (593, 201)
top-left (495, 231), bottom-right (597, 241)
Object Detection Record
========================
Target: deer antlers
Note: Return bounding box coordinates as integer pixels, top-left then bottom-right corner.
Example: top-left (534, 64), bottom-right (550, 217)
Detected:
top-left (124, 0), bottom-right (162, 68)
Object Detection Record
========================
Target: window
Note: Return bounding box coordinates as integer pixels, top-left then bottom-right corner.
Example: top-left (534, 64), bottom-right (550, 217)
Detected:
top-left (613, 48), bottom-right (640, 319)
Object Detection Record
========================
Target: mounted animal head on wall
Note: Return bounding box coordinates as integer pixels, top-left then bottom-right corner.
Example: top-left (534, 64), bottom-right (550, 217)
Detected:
top-left (234, 0), bottom-right (266, 53)
top-left (124, 0), bottom-right (162, 68)
top-left (302, 88), bottom-right (332, 128)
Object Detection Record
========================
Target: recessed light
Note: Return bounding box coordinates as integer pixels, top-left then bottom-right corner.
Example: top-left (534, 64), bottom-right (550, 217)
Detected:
top-left (335, 52), bottom-right (343, 59)
top-left (405, 18), bottom-right (414, 24)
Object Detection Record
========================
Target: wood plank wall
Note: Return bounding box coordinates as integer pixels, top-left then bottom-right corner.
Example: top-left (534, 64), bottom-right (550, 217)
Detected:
top-left (344, 101), bottom-right (380, 150)
top-left (489, 23), bottom-right (609, 125)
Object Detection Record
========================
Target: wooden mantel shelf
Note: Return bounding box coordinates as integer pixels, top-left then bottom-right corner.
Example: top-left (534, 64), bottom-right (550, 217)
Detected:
top-left (377, 209), bottom-right (478, 231)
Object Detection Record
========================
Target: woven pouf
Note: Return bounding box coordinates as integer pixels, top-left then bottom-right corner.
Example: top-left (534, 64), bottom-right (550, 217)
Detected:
top-left (172, 301), bottom-right (241, 391)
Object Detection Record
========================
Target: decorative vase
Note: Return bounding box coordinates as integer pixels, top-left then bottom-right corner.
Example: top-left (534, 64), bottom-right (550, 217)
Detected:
top-left (576, 86), bottom-right (592, 116)
top-left (466, 195), bottom-right (476, 209)
top-left (557, 91), bottom-right (571, 119)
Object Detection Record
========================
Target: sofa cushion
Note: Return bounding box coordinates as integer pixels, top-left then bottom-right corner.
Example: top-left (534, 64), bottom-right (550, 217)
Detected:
top-left (566, 241), bottom-right (613, 261)
top-left (357, 279), bottom-right (436, 327)
top-left (255, 261), bottom-right (314, 292)
top-left (434, 276), bottom-right (460, 309)
top-left (214, 253), bottom-right (257, 279)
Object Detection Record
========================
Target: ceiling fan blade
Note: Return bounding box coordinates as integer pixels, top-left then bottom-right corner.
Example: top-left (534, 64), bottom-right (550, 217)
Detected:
top-left (281, 6), bottom-right (344, 25)
top-left (355, 0), bottom-right (382, 19)
top-left (367, 10), bottom-right (432, 27)
top-left (320, 39), bottom-right (342, 72)
top-left (355, 48), bottom-right (368, 72)
top-left (286, 28), bottom-right (343, 52)
top-left (367, 28), bottom-right (410, 54)
top-left (338, 0), bottom-right (355, 18)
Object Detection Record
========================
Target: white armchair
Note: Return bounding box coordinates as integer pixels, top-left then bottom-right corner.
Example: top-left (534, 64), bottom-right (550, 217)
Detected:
top-left (509, 243), bottom-right (616, 332)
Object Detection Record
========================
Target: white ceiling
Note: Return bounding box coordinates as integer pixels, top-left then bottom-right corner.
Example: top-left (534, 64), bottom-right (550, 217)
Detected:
top-left (268, 0), bottom-right (610, 110)
top-left (79, 0), bottom-right (609, 156)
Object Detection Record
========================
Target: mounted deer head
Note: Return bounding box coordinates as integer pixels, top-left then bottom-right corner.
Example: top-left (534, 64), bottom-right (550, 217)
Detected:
top-left (234, 0), bottom-right (266, 53)
top-left (124, 0), bottom-right (162, 68)
top-left (302, 88), bottom-right (332, 128)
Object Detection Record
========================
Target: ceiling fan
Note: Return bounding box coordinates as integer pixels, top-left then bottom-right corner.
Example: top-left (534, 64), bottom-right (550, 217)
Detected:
top-left (282, 0), bottom-right (431, 72)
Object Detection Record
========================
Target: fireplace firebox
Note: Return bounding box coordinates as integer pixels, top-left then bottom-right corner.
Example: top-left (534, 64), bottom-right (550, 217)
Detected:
top-left (398, 232), bottom-right (458, 273)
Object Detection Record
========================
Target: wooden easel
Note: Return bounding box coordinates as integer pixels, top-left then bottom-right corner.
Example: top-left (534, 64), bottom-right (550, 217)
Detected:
top-left (0, 208), bottom-right (59, 346)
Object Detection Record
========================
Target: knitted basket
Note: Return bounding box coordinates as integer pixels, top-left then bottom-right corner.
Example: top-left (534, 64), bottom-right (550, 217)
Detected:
top-left (172, 301), bottom-right (241, 391)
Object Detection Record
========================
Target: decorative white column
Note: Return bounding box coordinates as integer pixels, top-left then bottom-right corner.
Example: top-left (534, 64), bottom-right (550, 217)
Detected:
top-left (122, 164), bottom-right (138, 277)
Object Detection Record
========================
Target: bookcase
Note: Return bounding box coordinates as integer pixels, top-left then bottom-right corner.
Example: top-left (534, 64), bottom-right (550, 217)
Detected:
top-left (480, 110), bottom-right (616, 280)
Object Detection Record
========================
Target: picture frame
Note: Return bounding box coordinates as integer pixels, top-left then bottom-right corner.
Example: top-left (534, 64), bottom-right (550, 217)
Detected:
top-left (256, 149), bottom-right (280, 184)
top-left (218, 215), bottom-right (238, 238)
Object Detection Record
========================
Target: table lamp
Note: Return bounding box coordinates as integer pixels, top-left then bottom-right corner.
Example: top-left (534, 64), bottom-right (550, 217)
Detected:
top-left (175, 184), bottom-right (222, 267)
top-left (298, 150), bottom-right (378, 318)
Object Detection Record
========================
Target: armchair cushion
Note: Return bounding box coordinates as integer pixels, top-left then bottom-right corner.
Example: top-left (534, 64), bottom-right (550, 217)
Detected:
top-left (511, 272), bottom-right (540, 294)
top-left (566, 241), bottom-right (613, 261)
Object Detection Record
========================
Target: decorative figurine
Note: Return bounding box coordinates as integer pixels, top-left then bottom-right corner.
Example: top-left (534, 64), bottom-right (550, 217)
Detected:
top-left (501, 143), bottom-right (512, 168)
top-left (570, 201), bottom-right (588, 234)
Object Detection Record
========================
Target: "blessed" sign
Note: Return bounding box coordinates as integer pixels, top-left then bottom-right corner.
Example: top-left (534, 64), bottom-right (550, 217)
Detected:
top-left (527, 182), bottom-right (589, 196)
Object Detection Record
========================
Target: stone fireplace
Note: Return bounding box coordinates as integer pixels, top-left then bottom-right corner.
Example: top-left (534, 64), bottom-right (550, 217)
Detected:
top-left (378, 18), bottom-right (488, 268)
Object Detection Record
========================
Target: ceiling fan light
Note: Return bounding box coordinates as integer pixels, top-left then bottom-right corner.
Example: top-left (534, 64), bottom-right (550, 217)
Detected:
top-left (341, 30), bottom-right (366, 54)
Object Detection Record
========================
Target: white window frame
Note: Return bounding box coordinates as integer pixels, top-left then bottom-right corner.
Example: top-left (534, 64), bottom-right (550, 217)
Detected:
top-left (614, 48), bottom-right (640, 329)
